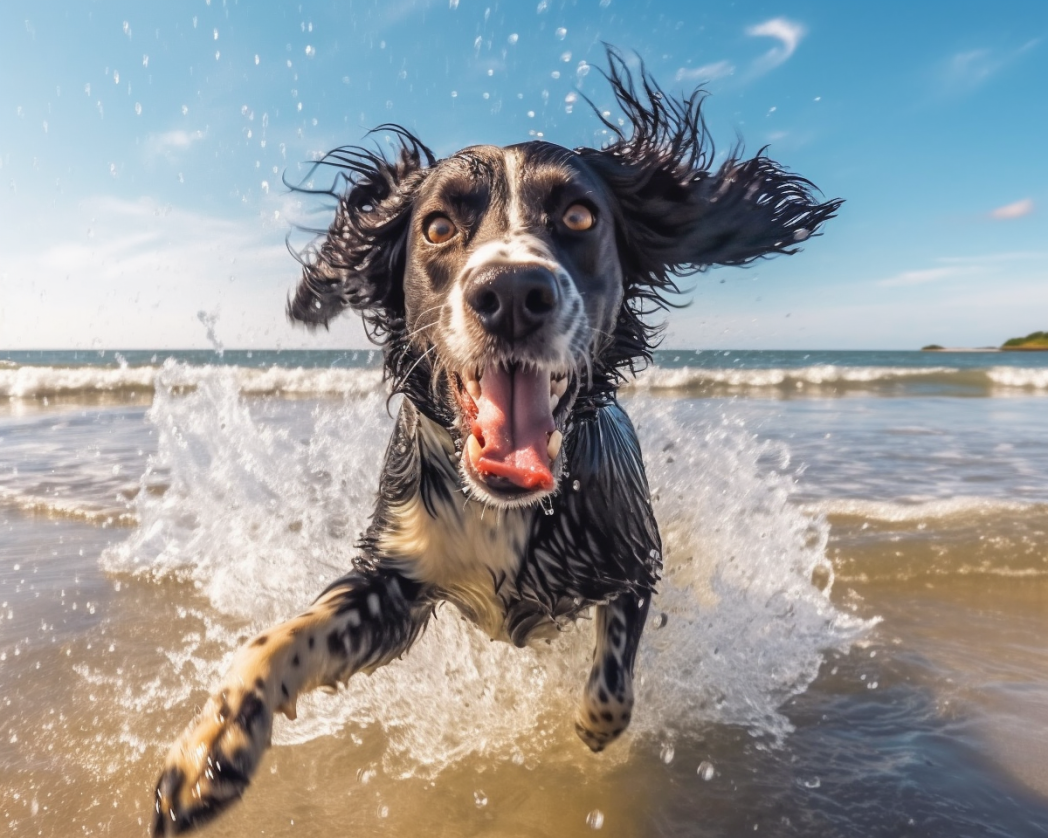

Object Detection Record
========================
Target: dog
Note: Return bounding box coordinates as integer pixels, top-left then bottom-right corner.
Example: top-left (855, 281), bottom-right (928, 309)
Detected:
top-left (152, 50), bottom-right (841, 834)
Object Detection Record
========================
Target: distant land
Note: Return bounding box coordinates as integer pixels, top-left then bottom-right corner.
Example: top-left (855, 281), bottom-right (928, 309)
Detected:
top-left (923, 331), bottom-right (1048, 352)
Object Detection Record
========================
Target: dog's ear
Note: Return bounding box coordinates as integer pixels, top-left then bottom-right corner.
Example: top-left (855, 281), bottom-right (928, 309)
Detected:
top-left (287, 127), bottom-right (435, 341)
top-left (577, 50), bottom-right (842, 288)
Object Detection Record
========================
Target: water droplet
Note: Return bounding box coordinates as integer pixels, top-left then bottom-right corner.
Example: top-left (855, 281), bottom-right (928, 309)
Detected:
top-left (555, 27), bottom-right (567, 39)
top-left (660, 743), bottom-right (675, 764)
top-left (867, 681), bottom-right (878, 690)
top-left (134, 102), bottom-right (142, 115)
top-left (305, 45), bottom-right (315, 57)
top-left (473, 790), bottom-right (488, 808)
top-left (572, 479), bottom-right (580, 491)
top-left (508, 33), bottom-right (519, 44)
top-left (804, 777), bottom-right (821, 789)
top-left (698, 761), bottom-right (715, 781)
top-left (652, 612), bottom-right (667, 629)
top-left (586, 809), bottom-right (604, 830)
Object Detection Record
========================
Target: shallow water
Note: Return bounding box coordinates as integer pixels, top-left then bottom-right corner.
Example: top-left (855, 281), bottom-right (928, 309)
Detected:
top-left (2, 351), bottom-right (1048, 836)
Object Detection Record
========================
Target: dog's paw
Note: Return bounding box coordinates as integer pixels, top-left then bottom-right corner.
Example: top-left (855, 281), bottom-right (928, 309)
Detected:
top-left (574, 718), bottom-right (621, 753)
top-left (574, 701), bottom-right (631, 753)
top-left (153, 683), bottom-right (273, 836)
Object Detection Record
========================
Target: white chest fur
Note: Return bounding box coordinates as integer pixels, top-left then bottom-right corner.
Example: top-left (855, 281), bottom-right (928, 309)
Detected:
top-left (377, 415), bottom-right (531, 640)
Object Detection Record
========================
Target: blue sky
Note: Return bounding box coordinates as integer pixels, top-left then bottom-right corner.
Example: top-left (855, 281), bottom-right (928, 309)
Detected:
top-left (1, 0), bottom-right (1045, 350)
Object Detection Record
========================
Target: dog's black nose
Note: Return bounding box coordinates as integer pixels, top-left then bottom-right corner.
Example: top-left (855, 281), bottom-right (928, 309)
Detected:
top-left (466, 266), bottom-right (560, 341)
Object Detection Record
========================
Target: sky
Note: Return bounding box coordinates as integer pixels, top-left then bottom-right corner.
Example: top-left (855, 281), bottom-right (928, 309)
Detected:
top-left (1, 0), bottom-right (1046, 350)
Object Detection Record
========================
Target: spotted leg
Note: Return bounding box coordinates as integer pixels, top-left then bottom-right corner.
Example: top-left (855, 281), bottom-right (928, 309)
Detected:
top-left (152, 570), bottom-right (430, 836)
top-left (575, 592), bottom-right (650, 752)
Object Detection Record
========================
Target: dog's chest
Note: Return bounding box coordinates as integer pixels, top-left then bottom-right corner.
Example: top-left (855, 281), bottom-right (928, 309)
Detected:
top-left (376, 417), bottom-right (533, 640)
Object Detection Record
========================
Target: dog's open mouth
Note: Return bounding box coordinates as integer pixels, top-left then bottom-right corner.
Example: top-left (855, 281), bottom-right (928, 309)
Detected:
top-left (454, 364), bottom-right (572, 500)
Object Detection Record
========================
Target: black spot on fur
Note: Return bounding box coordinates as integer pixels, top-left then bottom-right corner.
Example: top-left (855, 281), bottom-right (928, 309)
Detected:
top-left (281, 683), bottom-right (289, 699)
top-left (327, 631), bottom-right (344, 657)
top-left (251, 635), bottom-right (268, 647)
top-left (598, 687), bottom-right (609, 703)
top-left (292, 653), bottom-right (300, 667)
top-left (601, 711), bottom-right (614, 723)
top-left (236, 692), bottom-right (266, 732)
top-left (308, 636), bottom-right (314, 649)
top-left (603, 653), bottom-right (621, 693)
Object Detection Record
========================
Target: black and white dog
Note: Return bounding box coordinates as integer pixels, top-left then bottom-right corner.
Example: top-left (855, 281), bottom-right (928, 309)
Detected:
top-left (153, 52), bottom-right (840, 834)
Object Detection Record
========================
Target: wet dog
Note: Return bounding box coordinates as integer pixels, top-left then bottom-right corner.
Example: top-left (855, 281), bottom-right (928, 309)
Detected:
top-left (152, 50), bottom-right (840, 834)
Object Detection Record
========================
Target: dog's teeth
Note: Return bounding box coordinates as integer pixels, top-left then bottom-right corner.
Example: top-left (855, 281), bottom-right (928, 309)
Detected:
top-left (466, 433), bottom-right (482, 464)
top-left (547, 430), bottom-right (563, 462)
top-left (552, 377), bottom-right (568, 398)
top-left (549, 393), bottom-right (559, 413)
top-left (466, 379), bottom-right (481, 399)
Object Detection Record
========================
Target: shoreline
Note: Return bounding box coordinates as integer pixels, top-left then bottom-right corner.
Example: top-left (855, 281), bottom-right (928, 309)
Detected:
top-left (921, 347), bottom-right (1002, 353)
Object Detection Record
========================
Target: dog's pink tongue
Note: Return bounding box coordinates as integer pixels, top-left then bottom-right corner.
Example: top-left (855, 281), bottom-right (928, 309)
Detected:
top-left (473, 365), bottom-right (555, 491)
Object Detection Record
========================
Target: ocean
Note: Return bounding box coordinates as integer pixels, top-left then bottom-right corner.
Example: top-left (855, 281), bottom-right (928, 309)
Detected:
top-left (2, 348), bottom-right (1048, 837)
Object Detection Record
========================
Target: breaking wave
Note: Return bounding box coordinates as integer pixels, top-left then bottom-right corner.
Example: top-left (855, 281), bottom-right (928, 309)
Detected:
top-left (4, 360), bottom-right (1048, 401)
top-left (0, 361), bottom-right (383, 399)
top-left (807, 496), bottom-right (1045, 523)
top-left (627, 365), bottom-right (1048, 396)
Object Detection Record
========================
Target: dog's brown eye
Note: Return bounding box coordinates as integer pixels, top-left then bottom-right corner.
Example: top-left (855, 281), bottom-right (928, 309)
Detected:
top-left (425, 215), bottom-right (457, 244)
top-left (562, 203), bottom-right (595, 232)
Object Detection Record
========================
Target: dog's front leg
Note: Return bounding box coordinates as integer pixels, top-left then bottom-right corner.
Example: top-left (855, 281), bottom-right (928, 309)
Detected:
top-left (575, 592), bottom-right (650, 752)
top-left (152, 569), bottom-right (429, 835)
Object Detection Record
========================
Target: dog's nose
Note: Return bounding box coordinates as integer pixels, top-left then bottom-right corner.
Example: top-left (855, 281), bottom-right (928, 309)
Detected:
top-left (465, 266), bottom-right (560, 341)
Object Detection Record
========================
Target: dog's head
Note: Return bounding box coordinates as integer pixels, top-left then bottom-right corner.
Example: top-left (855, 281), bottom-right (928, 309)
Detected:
top-left (289, 51), bottom-right (842, 509)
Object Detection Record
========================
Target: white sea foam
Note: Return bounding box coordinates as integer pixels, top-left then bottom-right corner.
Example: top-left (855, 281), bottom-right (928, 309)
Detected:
top-left (0, 487), bottom-right (136, 526)
top-left (807, 496), bottom-right (1044, 523)
top-left (4, 360), bottom-right (1047, 399)
top-left (628, 364), bottom-right (959, 391)
top-left (0, 362), bottom-right (384, 398)
top-left (102, 368), bottom-right (870, 775)
top-left (986, 366), bottom-right (1048, 389)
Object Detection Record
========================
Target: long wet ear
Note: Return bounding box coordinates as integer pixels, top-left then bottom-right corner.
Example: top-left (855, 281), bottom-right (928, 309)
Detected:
top-left (577, 49), bottom-right (842, 290)
top-left (287, 126), bottom-right (435, 341)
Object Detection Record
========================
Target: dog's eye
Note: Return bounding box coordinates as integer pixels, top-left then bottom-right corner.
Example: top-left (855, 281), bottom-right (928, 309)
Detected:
top-left (424, 215), bottom-right (457, 244)
top-left (562, 203), bottom-right (595, 232)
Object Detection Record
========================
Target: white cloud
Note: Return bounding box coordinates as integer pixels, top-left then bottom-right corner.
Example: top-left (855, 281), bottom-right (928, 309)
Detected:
top-left (940, 39), bottom-right (1040, 93)
top-left (990, 198), bottom-right (1034, 220)
top-left (0, 195), bottom-right (366, 349)
top-left (145, 129), bottom-right (206, 160)
top-left (746, 18), bottom-right (805, 75)
top-left (675, 60), bottom-right (735, 83)
top-left (877, 250), bottom-right (1046, 288)
top-left (877, 266), bottom-right (966, 288)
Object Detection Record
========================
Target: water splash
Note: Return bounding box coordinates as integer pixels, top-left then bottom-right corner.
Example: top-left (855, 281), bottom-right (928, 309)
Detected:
top-left (104, 373), bottom-right (869, 776)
